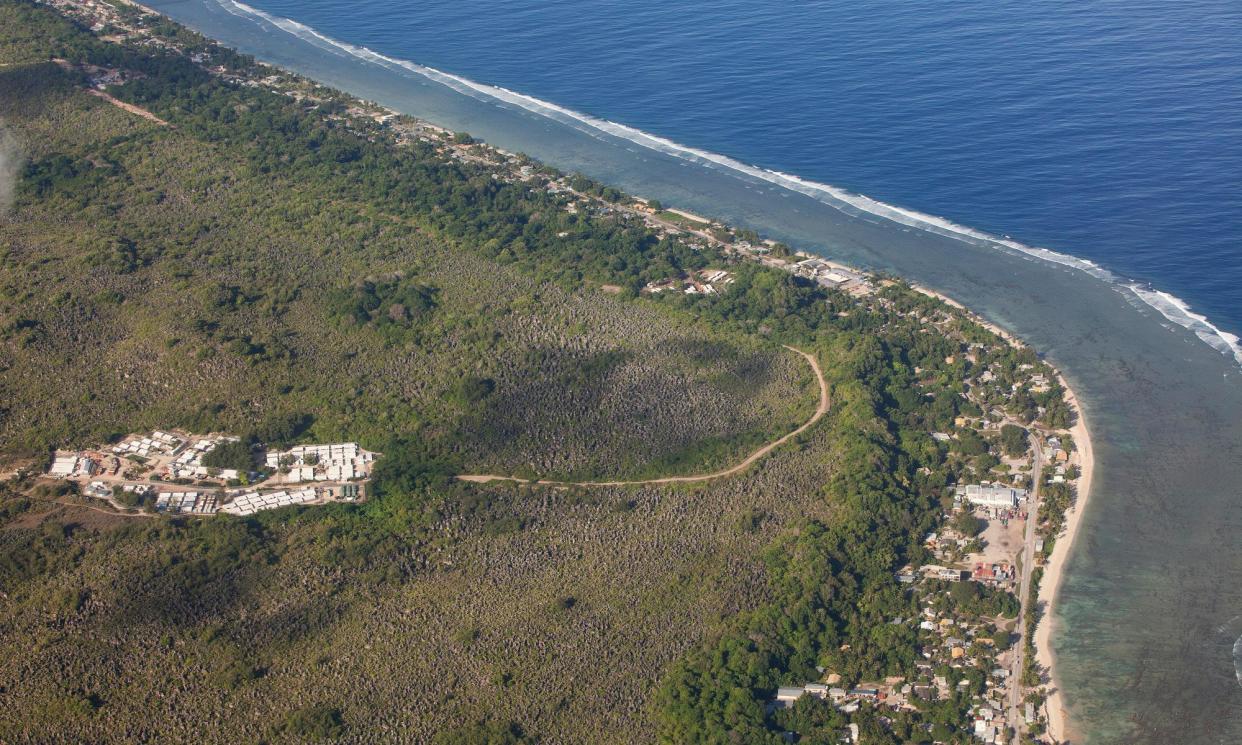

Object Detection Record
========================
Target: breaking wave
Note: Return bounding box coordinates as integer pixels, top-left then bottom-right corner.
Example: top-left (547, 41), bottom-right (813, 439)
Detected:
top-left (219, 0), bottom-right (1242, 368)
top-left (1236, 634), bottom-right (1242, 689)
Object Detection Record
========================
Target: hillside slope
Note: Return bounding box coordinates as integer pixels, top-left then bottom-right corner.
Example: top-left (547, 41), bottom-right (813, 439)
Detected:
top-left (0, 3), bottom-right (1022, 743)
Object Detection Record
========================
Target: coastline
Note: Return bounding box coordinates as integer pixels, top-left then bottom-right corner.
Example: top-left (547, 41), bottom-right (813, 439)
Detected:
top-left (102, 1), bottom-right (1095, 732)
top-left (1035, 379), bottom-right (1092, 744)
top-left (30, 2), bottom-right (1242, 742)
top-left (911, 282), bottom-right (1092, 744)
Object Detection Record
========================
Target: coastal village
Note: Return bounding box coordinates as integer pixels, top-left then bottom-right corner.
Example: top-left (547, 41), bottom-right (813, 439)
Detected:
top-left (763, 330), bottom-right (1087, 745)
top-left (25, 3), bottom-right (1089, 743)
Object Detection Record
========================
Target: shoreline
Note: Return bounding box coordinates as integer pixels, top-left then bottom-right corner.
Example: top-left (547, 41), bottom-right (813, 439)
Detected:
top-left (912, 281), bottom-right (1092, 744)
top-left (1035, 377), bottom-right (1092, 744)
top-left (61, 4), bottom-right (1095, 737)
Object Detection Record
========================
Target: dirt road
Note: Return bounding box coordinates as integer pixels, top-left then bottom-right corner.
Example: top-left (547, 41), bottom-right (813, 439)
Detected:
top-left (456, 345), bottom-right (829, 488)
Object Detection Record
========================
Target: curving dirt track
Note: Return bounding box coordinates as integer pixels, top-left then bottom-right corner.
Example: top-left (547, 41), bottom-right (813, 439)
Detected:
top-left (456, 345), bottom-right (829, 488)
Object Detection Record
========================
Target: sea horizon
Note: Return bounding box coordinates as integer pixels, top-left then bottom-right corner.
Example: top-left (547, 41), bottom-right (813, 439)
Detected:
top-left (138, 0), bottom-right (1242, 741)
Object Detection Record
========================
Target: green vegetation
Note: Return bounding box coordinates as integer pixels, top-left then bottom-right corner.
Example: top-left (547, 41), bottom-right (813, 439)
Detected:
top-left (0, 3), bottom-right (1044, 743)
top-left (952, 510), bottom-right (984, 538)
top-left (200, 440), bottom-right (254, 472)
top-left (282, 704), bottom-right (346, 740)
top-left (999, 423), bottom-right (1029, 457)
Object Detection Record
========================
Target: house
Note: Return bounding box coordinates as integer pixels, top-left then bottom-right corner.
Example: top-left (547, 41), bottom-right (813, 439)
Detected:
top-left (775, 687), bottom-right (805, 706)
top-left (974, 562), bottom-right (1015, 584)
top-left (818, 269), bottom-right (863, 288)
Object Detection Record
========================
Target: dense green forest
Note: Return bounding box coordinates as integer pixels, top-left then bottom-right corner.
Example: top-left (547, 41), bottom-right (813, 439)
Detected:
top-left (0, 3), bottom-right (1024, 743)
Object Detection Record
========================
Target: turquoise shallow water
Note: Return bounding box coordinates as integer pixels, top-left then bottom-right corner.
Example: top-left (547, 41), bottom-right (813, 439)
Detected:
top-left (141, 1), bottom-right (1242, 741)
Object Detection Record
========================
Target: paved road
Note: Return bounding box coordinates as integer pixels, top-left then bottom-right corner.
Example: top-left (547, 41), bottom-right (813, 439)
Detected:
top-left (1011, 438), bottom-right (1045, 743)
top-left (456, 345), bottom-right (829, 488)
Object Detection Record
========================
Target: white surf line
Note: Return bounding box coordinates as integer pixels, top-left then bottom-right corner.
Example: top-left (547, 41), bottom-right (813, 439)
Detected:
top-left (216, 0), bottom-right (1242, 368)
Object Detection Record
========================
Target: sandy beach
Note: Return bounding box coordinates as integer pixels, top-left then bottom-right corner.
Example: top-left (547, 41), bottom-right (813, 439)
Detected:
top-left (910, 281), bottom-right (1094, 744)
top-left (1034, 379), bottom-right (1092, 743)
top-left (910, 282), bottom-right (1023, 348)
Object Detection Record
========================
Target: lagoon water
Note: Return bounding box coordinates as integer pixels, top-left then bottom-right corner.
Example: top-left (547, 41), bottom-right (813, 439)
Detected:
top-left (144, 0), bottom-right (1242, 741)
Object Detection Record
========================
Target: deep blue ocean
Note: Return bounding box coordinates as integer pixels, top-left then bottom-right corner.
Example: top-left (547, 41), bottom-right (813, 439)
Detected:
top-left (241, 0), bottom-right (1242, 348)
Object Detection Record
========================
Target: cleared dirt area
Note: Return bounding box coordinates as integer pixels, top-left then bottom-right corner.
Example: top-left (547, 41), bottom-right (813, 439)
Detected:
top-left (86, 88), bottom-right (169, 126)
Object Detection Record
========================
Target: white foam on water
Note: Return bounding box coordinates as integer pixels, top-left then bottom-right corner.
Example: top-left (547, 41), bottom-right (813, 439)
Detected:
top-left (1234, 633), bottom-right (1242, 689)
top-left (217, 0), bottom-right (1242, 369)
top-left (1127, 285), bottom-right (1242, 366)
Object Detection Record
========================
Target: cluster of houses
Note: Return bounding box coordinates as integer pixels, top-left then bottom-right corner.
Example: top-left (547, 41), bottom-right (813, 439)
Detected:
top-left (972, 561), bottom-right (1016, 586)
top-left (970, 700), bottom-right (1014, 744)
top-left (162, 434), bottom-right (241, 480)
top-left (790, 257), bottom-right (868, 291)
top-left (1045, 435), bottom-right (1074, 482)
top-left (914, 599), bottom-right (1016, 743)
top-left (48, 452), bottom-right (102, 478)
top-left (50, 431), bottom-right (249, 486)
top-left (111, 430), bottom-right (182, 459)
top-left (771, 569), bottom-right (1021, 743)
top-left (155, 491), bottom-right (218, 515)
top-left (922, 527), bottom-right (972, 564)
top-left (152, 484), bottom-right (361, 517)
top-left (44, 429), bottom-right (378, 517)
top-left (775, 681), bottom-right (895, 713)
top-left (218, 487), bottom-right (319, 516)
top-left (644, 268), bottom-right (736, 297)
top-left (265, 442), bottom-right (375, 483)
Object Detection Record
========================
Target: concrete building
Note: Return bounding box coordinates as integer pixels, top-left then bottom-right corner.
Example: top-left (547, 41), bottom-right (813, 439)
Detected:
top-left (955, 484), bottom-right (1027, 509)
top-left (48, 455), bottom-right (78, 478)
